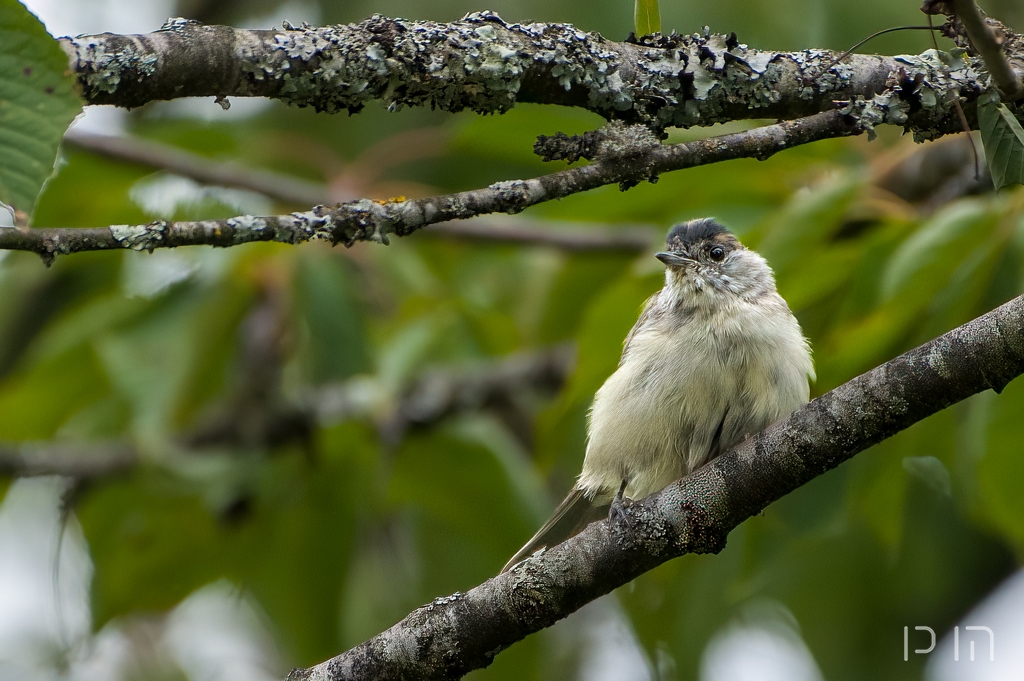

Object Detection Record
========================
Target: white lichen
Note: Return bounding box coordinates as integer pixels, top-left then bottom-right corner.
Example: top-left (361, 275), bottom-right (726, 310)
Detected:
top-left (110, 222), bottom-right (166, 251)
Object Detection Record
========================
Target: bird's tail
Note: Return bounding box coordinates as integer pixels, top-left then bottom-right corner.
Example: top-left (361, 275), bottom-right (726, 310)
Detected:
top-left (501, 486), bottom-right (609, 573)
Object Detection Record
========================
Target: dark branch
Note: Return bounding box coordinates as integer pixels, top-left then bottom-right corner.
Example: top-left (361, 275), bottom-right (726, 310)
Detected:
top-left (315, 344), bottom-right (575, 440)
top-left (0, 442), bottom-right (137, 481)
top-left (61, 12), bottom-right (1010, 138)
top-left (0, 347), bottom-right (575, 474)
top-left (64, 129), bottom-right (329, 206)
top-left (3, 111), bottom-right (860, 263)
top-left (287, 292), bottom-right (1024, 681)
top-left (423, 218), bottom-right (655, 251)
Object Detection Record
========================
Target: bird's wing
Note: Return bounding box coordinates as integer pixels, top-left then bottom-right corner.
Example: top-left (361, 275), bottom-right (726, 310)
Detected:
top-left (501, 486), bottom-right (610, 573)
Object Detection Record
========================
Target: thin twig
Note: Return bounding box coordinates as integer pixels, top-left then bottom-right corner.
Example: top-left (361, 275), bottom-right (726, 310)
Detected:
top-left (820, 25), bottom-right (941, 72)
top-left (423, 219), bottom-right (656, 252)
top-left (2, 111), bottom-right (862, 264)
top-left (927, 12), bottom-right (981, 179)
top-left (64, 130), bottom-right (657, 252)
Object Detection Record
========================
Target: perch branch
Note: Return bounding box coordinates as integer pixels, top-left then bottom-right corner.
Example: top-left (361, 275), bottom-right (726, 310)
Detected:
top-left (287, 291), bottom-right (1024, 681)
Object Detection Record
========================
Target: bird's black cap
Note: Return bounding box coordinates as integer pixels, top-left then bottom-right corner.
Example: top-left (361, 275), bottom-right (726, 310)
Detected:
top-left (665, 218), bottom-right (731, 251)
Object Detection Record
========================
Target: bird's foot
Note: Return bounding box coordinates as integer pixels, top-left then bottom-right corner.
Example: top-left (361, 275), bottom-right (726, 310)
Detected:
top-left (608, 479), bottom-right (631, 523)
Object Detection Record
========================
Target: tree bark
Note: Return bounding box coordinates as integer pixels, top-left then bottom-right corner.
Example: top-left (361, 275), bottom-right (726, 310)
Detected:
top-left (61, 12), bottom-right (1016, 138)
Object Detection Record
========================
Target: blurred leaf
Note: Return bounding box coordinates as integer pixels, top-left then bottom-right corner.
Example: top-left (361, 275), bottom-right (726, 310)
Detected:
top-left (78, 470), bottom-right (231, 627)
top-left (536, 250), bottom-right (640, 343)
top-left (34, 152), bottom-right (153, 227)
top-left (880, 199), bottom-right (999, 305)
top-left (0, 342), bottom-right (111, 439)
top-left (755, 174), bottom-right (864, 275)
top-left (241, 423), bottom-right (372, 664)
top-left (0, 0), bottom-right (82, 219)
top-left (977, 377), bottom-right (1024, 555)
top-left (389, 420), bottom-right (538, 565)
top-left (978, 93), bottom-right (1024, 190)
top-left (92, 288), bottom-right (220, 439)
top-left (293, 251), bottom-right (370, 383)
top-left (634, 0), bottom-right (661, 36)
top-left (776, 239), bottom-right (862, 311)
top-left (902, 456), bottom-right (951, 498)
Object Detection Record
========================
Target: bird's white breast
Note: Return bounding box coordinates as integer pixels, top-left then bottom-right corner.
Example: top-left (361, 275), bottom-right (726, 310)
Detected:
top-left (578, 293), bottom-right (812, 503)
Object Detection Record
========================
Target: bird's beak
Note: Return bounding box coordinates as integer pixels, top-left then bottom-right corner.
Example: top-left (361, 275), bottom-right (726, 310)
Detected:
top-left (655, 252), bottom-right (693, 267)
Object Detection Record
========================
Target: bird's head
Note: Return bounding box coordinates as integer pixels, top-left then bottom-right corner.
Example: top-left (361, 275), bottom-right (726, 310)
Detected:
top-left (656, 218), bottom-right (776, 307)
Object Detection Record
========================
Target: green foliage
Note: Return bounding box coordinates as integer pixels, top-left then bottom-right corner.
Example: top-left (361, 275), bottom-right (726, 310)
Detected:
top-left (0, 0), bottom-right (81, 220)
top-left (2, 3), bottom-right (1024, 680)
top-left (979, 92), bottom-right (1024, 190)
top-left (634, 0), bottom-right (661, 37)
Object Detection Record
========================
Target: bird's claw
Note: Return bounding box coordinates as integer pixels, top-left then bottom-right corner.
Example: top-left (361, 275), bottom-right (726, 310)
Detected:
top-left (608, 479), bottom-right (631, 523)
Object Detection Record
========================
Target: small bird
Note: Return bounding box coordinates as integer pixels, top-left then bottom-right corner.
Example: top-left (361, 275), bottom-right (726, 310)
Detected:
top-left (503, 218), bottom-right (814, 572)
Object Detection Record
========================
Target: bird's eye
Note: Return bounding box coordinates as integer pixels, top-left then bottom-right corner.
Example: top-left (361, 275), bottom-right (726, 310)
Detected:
top-left (709, 245), bottom-right (726, 262)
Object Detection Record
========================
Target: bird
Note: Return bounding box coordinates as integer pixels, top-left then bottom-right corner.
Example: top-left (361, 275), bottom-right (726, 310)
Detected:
top-left (502, 218), bottom-right (814, 572)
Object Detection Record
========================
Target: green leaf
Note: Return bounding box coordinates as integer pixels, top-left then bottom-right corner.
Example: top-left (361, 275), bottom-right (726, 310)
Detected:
top-left (978, 92), bottom-right (1024, 190)
top-left (78, 471), bottom-right (231, 627)
top-left (634, 0), bottom-right (661, 37)
top-left (880, 199), bottom-right (996, 304)
top-left (293, 251), bottom-right (370, 383)
top-left (0, 0), bottom-right (82, 220)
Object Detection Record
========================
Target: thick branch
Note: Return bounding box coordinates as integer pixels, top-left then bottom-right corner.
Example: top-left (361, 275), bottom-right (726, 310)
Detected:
top-left (61, 12), bottom-right (1009, 137)
top-left (288, 292), bottom-right (1024, 681)
top-left (2, 111), bottom-right (859, 263)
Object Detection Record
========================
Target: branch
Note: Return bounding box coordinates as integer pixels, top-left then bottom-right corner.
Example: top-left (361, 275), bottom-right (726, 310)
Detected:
top-left (940, 0), bottom-right (1024, 99)
top-left (3, 111), bottom-right (859, 263)
top-left (287, 292), bottom-right (1024, 681)
top-left (187, 345), bottom-right (576, 449)
top-left (64, 129), bottom-right (329, 206)
top-left (61, 12), bottom-right (1008, 138)
top-left (0, 441), bottom-right (137, 480)
top-left (423, 218), bottom-right (654, 251)
top-left (0, 347), bottom-right (574, 474)
top-left (64, 130), bottom-right (657, 251)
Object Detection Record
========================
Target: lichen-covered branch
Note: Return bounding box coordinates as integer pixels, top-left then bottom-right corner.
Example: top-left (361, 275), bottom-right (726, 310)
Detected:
top-left (2, 110), bottom-right (859, 263)
top-left (61, 11), bottom-right (1016, 137)
top-left (64, 129), bottom-right (658, 250)
top-left (934, 0), bottom-right (1024, 100)
top-left (286, 292), bottom-right (1024, 681)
